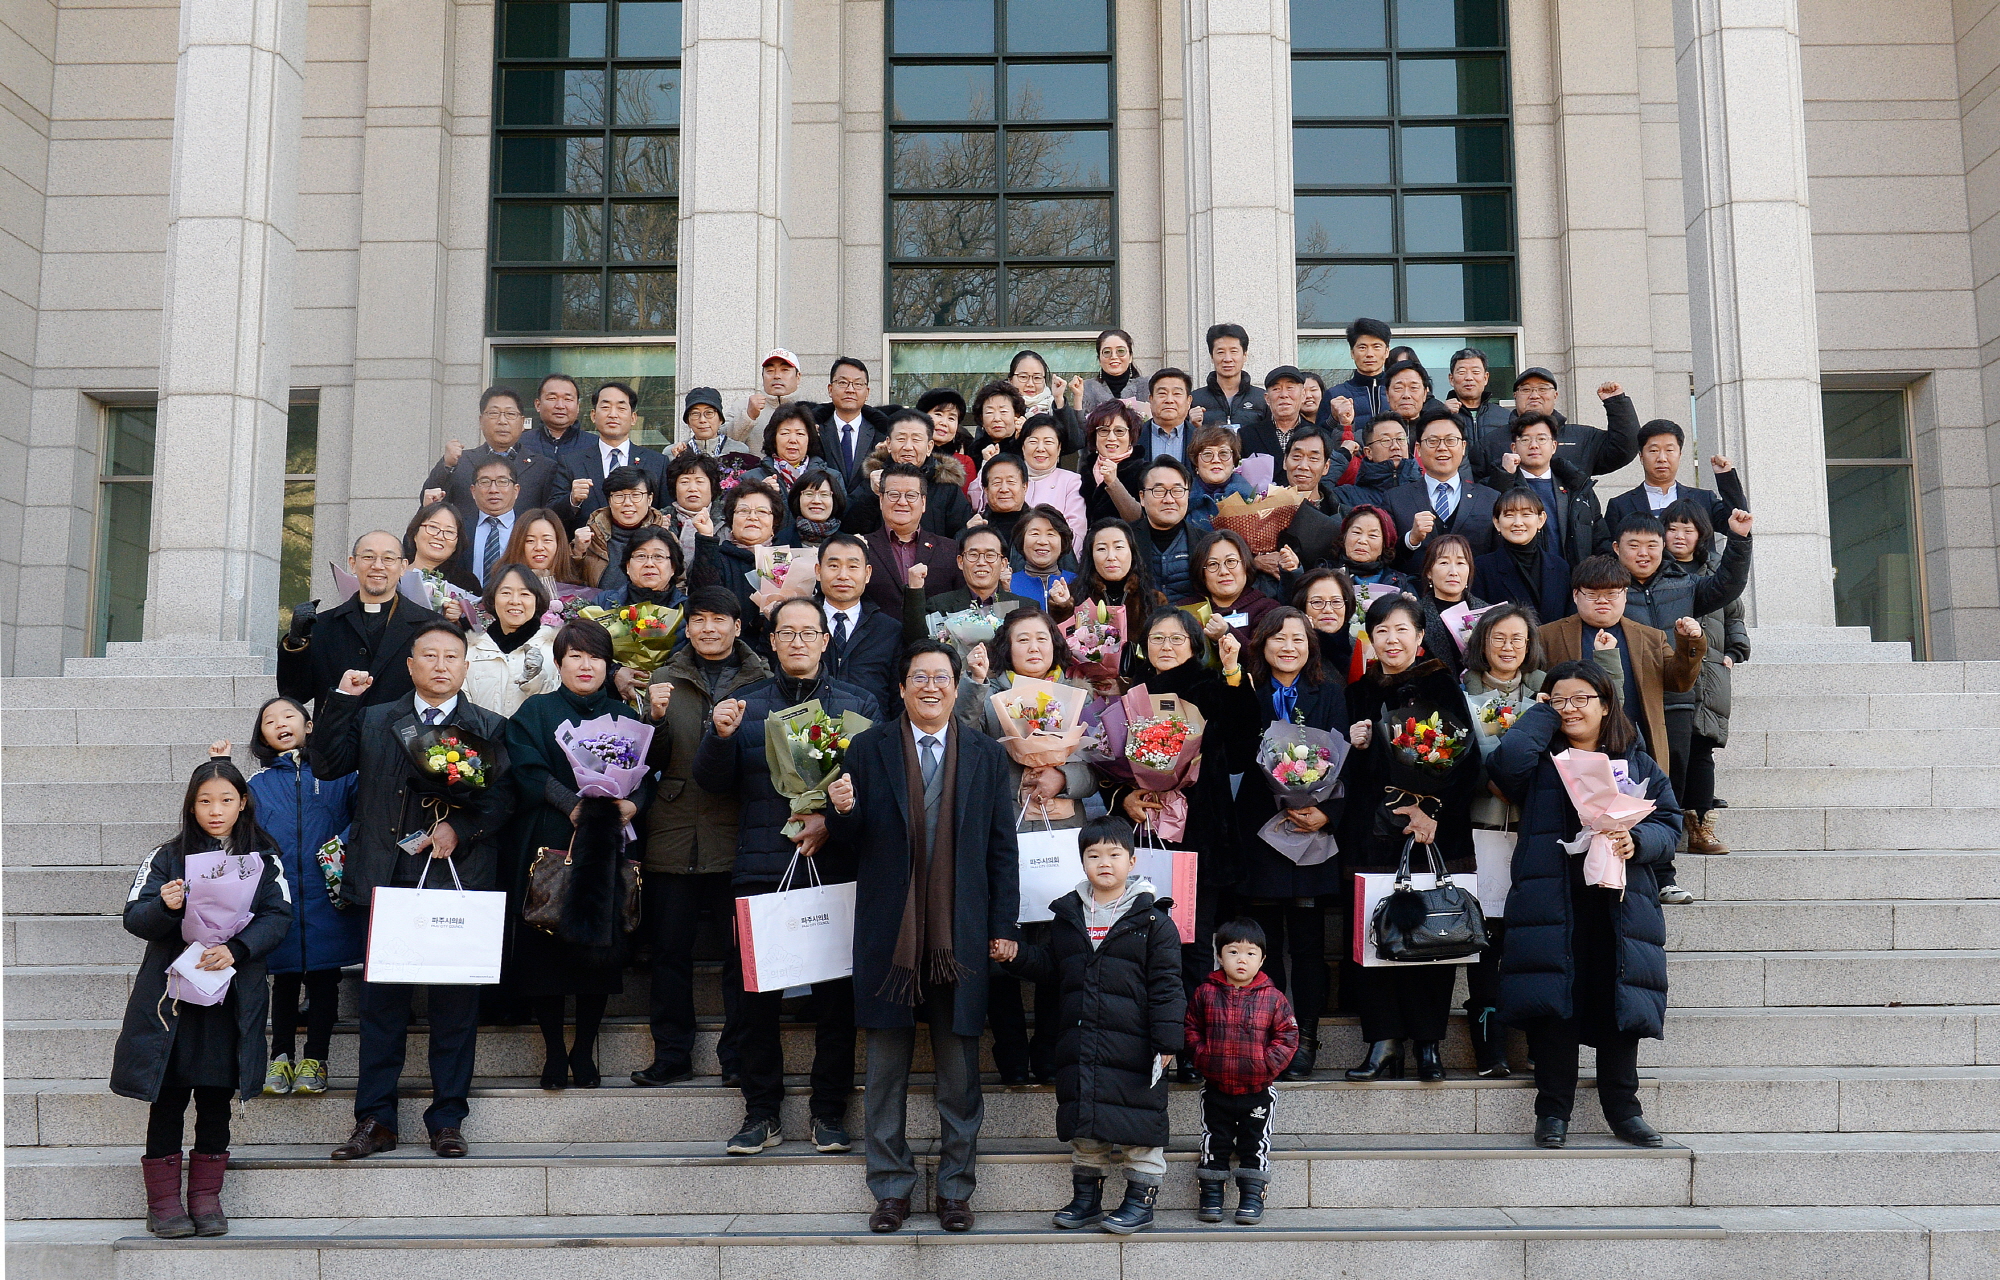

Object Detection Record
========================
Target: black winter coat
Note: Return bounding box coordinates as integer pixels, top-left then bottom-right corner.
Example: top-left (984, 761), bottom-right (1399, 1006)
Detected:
top-left (1470, 396), bottom-right (1641, 487)
top-left (277, 595), bottom-right (449, 715)
top-left (111, 842), bottom-right (294, 1104)
top-left (1488, 702), bottom-right (1681, 1040)
top-left (1472, 546), bottom-right (1572, 625)
top-left (692, 672), bottom-right (882, 885)
top-left (1340, 660), bottom-right (1479, 875)
top-left (1005, 888), bottom-right (1185, 1146)
top-left (1220, 673), bottom-right (1351, 898)
top-left (1415, 588), bottom-right (1488, 678)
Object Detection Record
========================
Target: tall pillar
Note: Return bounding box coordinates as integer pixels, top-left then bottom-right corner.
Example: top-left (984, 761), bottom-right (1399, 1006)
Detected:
top-left (1674, 0), bottom-right (1839, 637)
top-left (676, 0), bottom-right (790, 435)
top-left (140, 0), bottom-right (304, 659)
top-left (1182, 0), bottom-right (1296, 373)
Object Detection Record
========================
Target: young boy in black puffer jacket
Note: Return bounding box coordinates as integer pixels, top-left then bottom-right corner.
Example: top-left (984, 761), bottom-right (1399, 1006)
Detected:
top-left (1004, 815), bottom-right (1185, 1235)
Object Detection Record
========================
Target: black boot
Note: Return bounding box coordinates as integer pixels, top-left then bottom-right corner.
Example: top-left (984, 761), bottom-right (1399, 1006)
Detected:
top-left (1464, 1003), bottom-right (1511, 1078)
top-left (1196, 1177), bottom-right (1227, 1223)
top-left (1052, 1171), bottom-right (1106, 1229)
top-left (1345, 1039), bottom-right (1403, 1082)
top-left (1277, 1034), bottom-right (1320, 1081)
top-left (1234, 1176), bottom-right (1267, 1225)
top-left (1414, 1040), bottom-right (1445, 1082)
top-left (1099, 1179), bottom-right (1159, 1235)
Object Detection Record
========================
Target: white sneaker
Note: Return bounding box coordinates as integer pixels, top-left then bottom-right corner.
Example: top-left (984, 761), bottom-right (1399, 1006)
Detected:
top-left (1658, 884), bottom-right (1694, 905)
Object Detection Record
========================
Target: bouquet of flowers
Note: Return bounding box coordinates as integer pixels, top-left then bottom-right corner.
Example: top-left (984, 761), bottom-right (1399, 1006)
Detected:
top-left (748, 545), bottom-right (820, 611)
top-left (1096, 685), bottom-right (1206, 840)
top-left (397, 723), bottom-right (500, 801)
top-left (1212, 484), bottom-right (1305, 553)
top-left (1373, 699), bottom-right (1472, 845)
top-left (1058, 599), bottom-right (1125, 680)
top-left (1439, 601), bottom-right (1499, 656)
top-left (1252, 723), bottom-right (1349, 866)
top-left (416, 567), bottom-right (485, 632)
top-left (1234, 454), bottom-right (1276, 497)
top-left (926, 601), bottom-right (1021, 659)
top-left (764, 699), bottom-right (874, 838)
top-left (1471, 693), bottom-right (1523, 739)
top-left (576, 601), bottom-right (683, 674)
top-left (555, 714), bottom-right (657, 840)
top-left (1552, 747), bottom-right (1657, 895)
top-left (1388, 708), bottom-right (1470, 773)
top-left (990, 675), bottom-right (1087, 769)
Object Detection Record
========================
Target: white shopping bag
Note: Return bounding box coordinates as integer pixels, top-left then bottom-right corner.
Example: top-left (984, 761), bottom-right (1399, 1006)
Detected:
top-left (737, 854), bottom-right (857, 993)
top-left (1472, 828), bottom-right (1517, 920)
top-left (1016, 819), bottom-right (1076, 924)
top-left (364, 858), bottom-right (505, 985)
top-left (1351, 872), bottom-right (1480, 969)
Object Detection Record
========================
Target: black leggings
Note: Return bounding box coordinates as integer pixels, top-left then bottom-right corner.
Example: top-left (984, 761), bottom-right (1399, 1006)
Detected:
top-left (145, 1085), bottom-right (232, 1158)
top-left (533, 994), bottom-right (609, 1063)
top-left (270, 969), bottom-right (342, 1063)
top-left (1242, 899), bottom-right (1328, 1038)
top-left (1681, 733), bottom-right (1720, 814)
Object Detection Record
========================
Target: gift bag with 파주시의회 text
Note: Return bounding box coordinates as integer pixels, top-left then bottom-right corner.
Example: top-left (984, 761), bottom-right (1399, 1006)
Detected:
top-left (364, 858), bottom-right (506, 984)
top-left (737, 854), bottom-right (857, 992)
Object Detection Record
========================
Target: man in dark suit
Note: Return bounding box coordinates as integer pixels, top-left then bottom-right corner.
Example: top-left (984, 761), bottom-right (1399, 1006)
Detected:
top-left (550, 380), bottom-right (670, 530)
top-left (421, 387), bottom-right (570, 520)
top-left (816, 533), bottom-right (905, 714)
top-left (309, 623), bottom-right (514, 1162)
top-left (277, 531), bottom-right (447, 714)
top-left (818, 357), bottom-right (890, 495)
top-left (902, 527), bottom-right (1029, 646)
top-left (1598, 420), bottom-right (1749, 553)
top-left (1277, 427), bottom-right (1350, 573)
top-left (860, 463), bottom-right (964, 613)
top-left (826, 641), bottom-right (1021, 1235)
top-left (1384, 408), bottom-right (1501, 569)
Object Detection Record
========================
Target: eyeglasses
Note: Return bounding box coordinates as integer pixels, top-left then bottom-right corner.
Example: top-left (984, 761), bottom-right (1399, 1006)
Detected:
top-left (1304, 596), bottom-right (1343, 613)
top-left (1578, 590), bottom-right (1627, 605)
top-left (905, 672), bottom-right (955, 687)
top-left (1148, 633), bottom-right (1191, 649)
top-left (1195, 449), bottom-right (1235, 465)
top-left (831, 378), bottom-right (869, 392)
top-left (1144, 484), bottom-right (1189, 499)
top-left (480, 408), bottom-right (522, 421)
top-left (417, 522), bottom-right (456, 537)
top-left (353, 553), bottom-right (405, 566)
top-left (1420, 435), bottom-right (1466, 448)
top-left (1203, 556), bottom-right (1243, 572)
top-left (627, 553), bottom-right (674, 567)
top-left (608, 489), bottom-right (650, 502)
top-left (884, 490), bottom-right (923, 506)
top-left (472, 477), bottom-right (517, 490)
top-left (1548, 693), bottom-right (1600, 711)
top-left (773, 628), bottom-right (825, 643)
top-left (961, 550), bottom-right (1005, 564)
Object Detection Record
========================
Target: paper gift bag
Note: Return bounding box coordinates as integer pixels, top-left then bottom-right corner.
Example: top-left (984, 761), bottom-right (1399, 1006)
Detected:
top-left (364, 859), bottom-right (505, 985)
top-left (1016, 824), bottom-right (1078, 924)
top-left (1133, 836), bottom-right (1198, 944)
top-left (1471, 828), bottom-right (1517, 919)
top-left (737, 855), bottom-right (857, 992)
top-left (1351, 872), bottom-right (1480, 968)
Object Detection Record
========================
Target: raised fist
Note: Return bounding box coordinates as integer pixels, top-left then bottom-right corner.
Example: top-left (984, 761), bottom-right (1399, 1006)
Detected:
top-left (1410, 510), bottom-right (1437, 544)
top-left (1676, 616), bottom-right (1704, 639)
top-left (337, 670), bottom-right (374, 697)
top-left (907, 562), bottom-right (929, 590)
top-left (1331, 396), bottom-right (1356, 427)
top-left (748, 392), bottom-right (768, 419)
top-left (570, 477), bottom-right (593, 505)
top-left (443, 438), bottom-right (465, 467)
top-left (421, 488), bottom-right (447, 506)
top-left (649, 681), bottom-right (674, 719)
top-left (1709, 455), bottom-right (1734, 474)
top-left (711, 698), bottom-right (746, 739)
top-left (1217, 632), bottom-right (1242, 671)
top-left (1597, 382), bottom-right (1621, 401)
top-left (829, 773), bottom-right (856, 814)
top-left (1727, 509), bottom-right (1754, 537)
top-left (965, 642), bottom-right (991, 684)
top-left (1594, 628), bottom-right (1619, 652)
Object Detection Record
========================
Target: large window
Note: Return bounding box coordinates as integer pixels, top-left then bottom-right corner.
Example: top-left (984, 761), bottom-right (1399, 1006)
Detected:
top-left (92, 405), bottom-right (155, 655)
top-left (1292, 0), bottom-right (1515, 329)
top-left (1822, 389), bottom-right (1926, 657)
top-left (885, 0), bottom-right (1116, 331)
top-left (490, 0), bottom-right (680, 335)
top-left (492, 343), bottom-right (678, 448)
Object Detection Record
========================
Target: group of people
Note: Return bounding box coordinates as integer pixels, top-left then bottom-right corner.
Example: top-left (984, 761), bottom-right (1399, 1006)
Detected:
top-left (111, 318), bottom-right (1753, 1238)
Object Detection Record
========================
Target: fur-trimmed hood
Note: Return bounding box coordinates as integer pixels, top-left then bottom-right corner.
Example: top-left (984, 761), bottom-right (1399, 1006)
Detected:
top-left (860, 444), bottom-right (967, 489)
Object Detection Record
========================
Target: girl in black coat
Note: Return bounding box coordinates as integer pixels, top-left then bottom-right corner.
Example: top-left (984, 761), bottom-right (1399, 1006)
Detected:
top-left (1216, 607), bottom-right (1348, 1080)
top-left (1489, 661), bottom-right (1681, 1150)
top-left (1339, 595), bottom-right (1480, 1083)
top-left (113, 761), bottom-right (292, 1239)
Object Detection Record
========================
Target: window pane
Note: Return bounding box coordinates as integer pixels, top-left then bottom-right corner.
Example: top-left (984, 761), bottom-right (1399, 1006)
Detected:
top-left (278, 478), bottom-right (314, 641)
top-left (1297, 262), bottom-right (1394, 327)
top-left (498, 136), bottom-right (606, 193)
top-left (610, 202), bottom-right (676, 261)
top-left (495, 271), bottom-right (604, 330)
top-left (890, 266), bottom-right (1000, 327)
top-left (492, 344), bottom-right (677, 446)
top-left (893, 0), bottom-right (996, 54)
top-left (1400, 123), bottom-right (1507, 182)
top-left (1293, 126), bottom-right (1391, 185)
top-left (609, 270), bottom-right (675, 331)
top-left (1293, 59), bottom-right (1389, 117)
top-left (1403, 260), bottom-right (1513, 321)
top-left (1827, 463), bottom-right (1922, 652)
top-left (892, 131), bottom-right (999, 189)
top-left (1396, 0), bottom-right (1503, 49)
top-left (615, 67), bottom-right (679, 125)
top-left (1296, 194), bottom-right (1393, 254)
top-left (104, 405), bottom-right (156, 477)
top-left (1005, 129), bottom-right (1111, 186)
top-left (503, 1), bottom-right (607, 58)
top-left (496, 203), bottom-right (605, 261)
top-left (93, 479), bottom-right (151, 652)
top-left (894, 64), bottom-right (997, 121)
top-left (612, 134), bottom-right (677, 191)
top-left (1007, 198), bottom-right (1112, 256)
top-left (1006, 0), bottom-right (1108, 53)
top-left (500, 69), bottom-right (606, 126)
top-left (1293, 0), bottom-right (1385, 50)
top-left (1007, 265), bottom-right (1113, 327)
top-left (1401, 191), bottom-right (1508, 251)
top-left (1398, 56), bottom-right (1506, 115)
top-left (1006, 63), bottom-right (1108, 120)
top-left (892, 198), bottom-right (999, 257)
top-left (1822, 389), bottom-right (1909, 459)
top-left (285, 401), bottom-right (318, 476)
top-left (616, 1), bottom-right (681, 56)
top-left (888, 337), bottom-right (1097, 403)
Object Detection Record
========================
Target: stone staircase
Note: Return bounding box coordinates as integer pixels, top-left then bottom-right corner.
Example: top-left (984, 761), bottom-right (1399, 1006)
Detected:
top-left (5, 635), bottom-right (2000, 1277)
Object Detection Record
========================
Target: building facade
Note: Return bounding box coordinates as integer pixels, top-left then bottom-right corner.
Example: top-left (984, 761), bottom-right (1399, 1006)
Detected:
top-left (2, 0), bottom-right (1995, 676)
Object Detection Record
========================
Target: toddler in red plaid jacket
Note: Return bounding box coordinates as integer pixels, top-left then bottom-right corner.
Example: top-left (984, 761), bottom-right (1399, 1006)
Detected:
top-left (1183, 918), bottom-right (1299, 1224)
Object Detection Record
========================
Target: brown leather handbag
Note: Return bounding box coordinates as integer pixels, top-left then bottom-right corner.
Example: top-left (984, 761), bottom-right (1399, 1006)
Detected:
top-left (522, 847), bottom-right (642, 936)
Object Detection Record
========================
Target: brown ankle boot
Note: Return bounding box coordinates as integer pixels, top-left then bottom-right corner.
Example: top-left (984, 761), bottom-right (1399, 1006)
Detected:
top-left (141, 1153), bottom-right (195, 1238)
top-left (1688, 811), bottom-right (1730, 856)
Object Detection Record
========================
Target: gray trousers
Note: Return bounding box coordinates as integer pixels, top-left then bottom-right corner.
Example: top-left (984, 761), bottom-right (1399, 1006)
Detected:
top-left (864, 988), bottom-right (985, 1203)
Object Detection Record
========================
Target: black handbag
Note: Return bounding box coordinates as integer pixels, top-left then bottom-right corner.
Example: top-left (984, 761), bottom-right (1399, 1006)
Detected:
top-left (1371, 837), bottom-right (1488, 962)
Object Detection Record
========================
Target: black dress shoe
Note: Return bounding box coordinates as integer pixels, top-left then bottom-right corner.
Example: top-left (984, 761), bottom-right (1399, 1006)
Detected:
top-left (869, 1197), bottom-right (910, 1233)
top-left (330, 1118), bottom-right (398, 1160)
top-left (429, 1127), bottom-right (468, 1158)
top-left (1414, 1040), bottom-right (1445, 1082)
top-left (631, 1060), bottom-right (695, 1086)
top-left (1534, 1116), bottom-right (1568, 1149)
top-left (1345, 1039), bottom-right (1404, 1082)
top-left (539, 1057), bottom-right (567, 1090)
top-left (997, 1070), bottom-right (1033, 1086)
top-left (1610, 1116), bottom-right (1664, 1147)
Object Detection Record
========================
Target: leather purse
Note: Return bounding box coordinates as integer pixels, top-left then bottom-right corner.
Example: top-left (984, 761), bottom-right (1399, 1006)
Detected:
top-left (523, 847), bottom-right (643, 937)
top-left (1371, 837), bottom-right (1488, 963)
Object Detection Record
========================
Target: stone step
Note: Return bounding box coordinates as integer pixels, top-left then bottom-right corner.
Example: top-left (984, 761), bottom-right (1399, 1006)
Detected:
top-left (1679, 1132), bottom-right (2000, 1206)
top-left (1711, 806), bottom-right (2000, 852)
top-left (3, 1135), bottom-right (1699, 1221)
top-left (1718, 729), bottom-right (2000, 768)
top-left (1, 823), bottom-right (183, 868)
top-left (0, 743), bottom-right (249, 785)
top-left (1670, 951), bottom-right (2000, 1008)
top-left (0, 675), bottom-right (268, 710)
top-left (1638, 1007), bottom-right (1997, 1069)
top-left (59, 654), bottom-right (272, 678)
top-left (1728, 691), bottom-right (2000, 733)
top-left (1680, 852), bottom-right (2000, 902)
top-left (1728, 660), bottom-right (2000, 697)
top-left (1662, 899), bottom-right (2000, 952)
top-left (2, 782), bottom-right (196, 826)
top-left (3, 869), bottom-right (149, 916)
top-left (1712, 764), bottom-right (2000, 810)
top-left (0, 706), bottom-right (255, 750)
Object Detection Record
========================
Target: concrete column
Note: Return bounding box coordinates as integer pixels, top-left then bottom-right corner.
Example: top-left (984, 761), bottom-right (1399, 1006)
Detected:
top-left (1182, 0), bottom-right (1296, 372)
top-left (140, 0), bottom-right (305, 658)
top-left (1674, 0), bottom-right (1839, 636)
top-left (676, 0), bottom-right (791, 435)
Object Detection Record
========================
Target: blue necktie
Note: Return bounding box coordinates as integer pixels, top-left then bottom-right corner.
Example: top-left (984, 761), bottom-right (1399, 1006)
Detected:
top-left (1433, 480), bottom-right (1454, 523)
top-left (422, 707), bottom-right (441, 726)
top-left (481, 516), bottom-right (504, 584)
